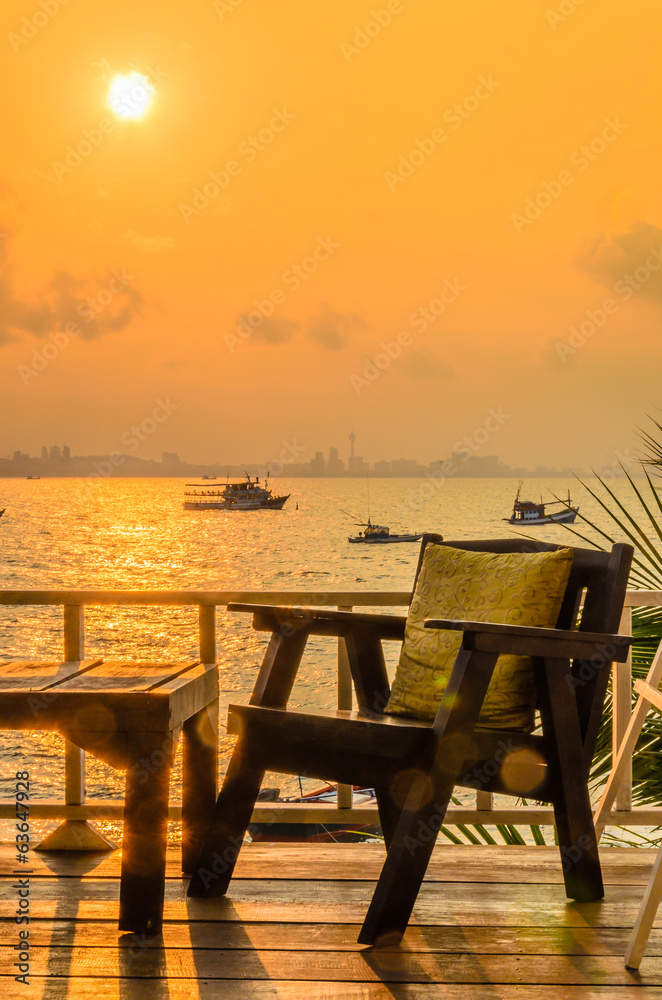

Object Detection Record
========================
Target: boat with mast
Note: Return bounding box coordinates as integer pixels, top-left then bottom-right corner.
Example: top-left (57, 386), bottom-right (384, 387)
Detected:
top-left (504, 482), bottom-right (579, 525)
top-left (347, 518), bottom-right (423, 543)
top-left (183, 473), bottom-right (290, 511)
top-left (341, 501), bottom-right (422, 544)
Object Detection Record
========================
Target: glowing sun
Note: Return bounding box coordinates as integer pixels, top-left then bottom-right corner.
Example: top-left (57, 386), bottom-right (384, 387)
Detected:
top-left (108, 72), bottom-right (155, 120)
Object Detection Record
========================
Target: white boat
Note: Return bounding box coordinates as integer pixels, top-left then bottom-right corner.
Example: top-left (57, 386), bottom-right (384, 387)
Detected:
top-left (348, 518), bottom-right (423, 544)
top-left (183, 473), bottom-right (290, 511)
top-left (504, 483), bottom-right (579, 525)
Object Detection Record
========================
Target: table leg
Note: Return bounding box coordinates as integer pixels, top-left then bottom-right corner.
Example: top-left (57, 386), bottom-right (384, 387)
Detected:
top-left (182, 702), bottom-right (218, 874)
top-left (118, 730), bottom-right (175, 934)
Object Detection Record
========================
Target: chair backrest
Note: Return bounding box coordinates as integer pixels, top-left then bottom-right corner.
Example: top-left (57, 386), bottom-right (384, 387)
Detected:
top-left (410, 534), bottom-right (633, 759)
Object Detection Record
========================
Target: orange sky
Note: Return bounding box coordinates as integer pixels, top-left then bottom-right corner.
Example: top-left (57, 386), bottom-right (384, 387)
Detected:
top-left (1, 0), bottom-right (661, 470)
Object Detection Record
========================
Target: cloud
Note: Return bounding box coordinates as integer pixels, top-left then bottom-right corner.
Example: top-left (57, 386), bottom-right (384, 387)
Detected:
top-left (124, 229), bottom-right (175, 250)
top-left (307, 303), bottom-right (366, 350)
top-left (237, 313), bottom-right (300, 345)
top-left (400, 349), bottom-right (453, 379)
top-left (0, 223), bottom-right (145, 344)
top-left (577, 221), bottom-right (662, 302)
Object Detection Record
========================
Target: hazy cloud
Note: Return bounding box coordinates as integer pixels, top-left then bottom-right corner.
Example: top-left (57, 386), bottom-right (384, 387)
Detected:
top-left (577, 220), bottom-right (662, 301)
top-left (0, 224), bottom-right (145, 344)
top-left (124, 229), bottom-right (175, 250)
top-left (400, 349), bottom-right (453, 379)
top-left (307, 303), bottom-right (366, 350)
top-left (238, 313), bottom-right (300, 345)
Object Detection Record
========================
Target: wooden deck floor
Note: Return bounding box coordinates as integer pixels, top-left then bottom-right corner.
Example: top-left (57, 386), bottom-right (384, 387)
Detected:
top-left (1, 842), bottom-right (662, 997)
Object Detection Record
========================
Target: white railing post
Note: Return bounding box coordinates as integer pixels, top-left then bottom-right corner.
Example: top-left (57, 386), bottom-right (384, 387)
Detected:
top-left (337, 605), bottom-right (353, 809)
top-left (613, 605), bottom-right (633, 813)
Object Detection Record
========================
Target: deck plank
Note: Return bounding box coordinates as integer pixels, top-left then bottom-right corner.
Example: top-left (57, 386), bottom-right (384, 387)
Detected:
top-left (0, 843), bottom-right (655, 884)
top-left (6, 920), bottom-right (661, 954)
top-left (8, 983), bottom-right (662, 1000)
top-left (2, 945), bottom-right (662, 983)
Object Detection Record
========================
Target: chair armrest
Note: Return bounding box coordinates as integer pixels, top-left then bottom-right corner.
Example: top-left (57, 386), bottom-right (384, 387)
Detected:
top-left (228, 603), bottom-right (407, 640)
top-left (424, 618), bottom-right (632, 662)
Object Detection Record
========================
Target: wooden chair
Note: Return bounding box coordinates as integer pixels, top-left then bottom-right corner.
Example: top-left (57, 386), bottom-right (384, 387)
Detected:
top-left (188, 536), bottom-right (633, 945)
top-left (593, 636), bottom-right (662, 969)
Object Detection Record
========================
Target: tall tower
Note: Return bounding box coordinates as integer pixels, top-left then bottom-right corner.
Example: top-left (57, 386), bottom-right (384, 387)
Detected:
top-left (349, 430), bottom-right (356, 460)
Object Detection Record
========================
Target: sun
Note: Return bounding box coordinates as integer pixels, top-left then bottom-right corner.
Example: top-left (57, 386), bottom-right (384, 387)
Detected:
top-left (108, 72), bottom-right (155, 120)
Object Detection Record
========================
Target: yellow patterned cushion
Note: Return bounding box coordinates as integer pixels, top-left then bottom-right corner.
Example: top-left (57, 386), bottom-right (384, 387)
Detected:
top-left (386, 544), bottom-right (573, 731)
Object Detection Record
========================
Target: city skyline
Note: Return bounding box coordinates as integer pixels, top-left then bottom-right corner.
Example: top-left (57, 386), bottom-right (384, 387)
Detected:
top-left (2, 435), bottom-right (601, 480)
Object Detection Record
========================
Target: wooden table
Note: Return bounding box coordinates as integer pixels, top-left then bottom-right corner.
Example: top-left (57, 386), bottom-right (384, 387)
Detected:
top-left (0, 658), bottom-right (218, 933)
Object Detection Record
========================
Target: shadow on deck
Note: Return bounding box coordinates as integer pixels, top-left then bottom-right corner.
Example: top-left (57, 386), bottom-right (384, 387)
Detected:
top-left (1, 842), bottom-right (661, 997)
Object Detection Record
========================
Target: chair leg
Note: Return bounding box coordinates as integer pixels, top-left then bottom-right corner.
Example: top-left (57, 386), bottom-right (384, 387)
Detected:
top-left (359, 646), bottom-right (500, 945)
top-left (553, 785), bottom-right (603, 902)
top-left (538, 656), bottom-right (604, 901)
top-left (374, 786), bottom-right (401, 850)
top-left (625, 846), bottom-right (662, 969)
top-left (187, 738), bottom-right (265, 898)
top-left (359, 771), bottom-right (454, 946)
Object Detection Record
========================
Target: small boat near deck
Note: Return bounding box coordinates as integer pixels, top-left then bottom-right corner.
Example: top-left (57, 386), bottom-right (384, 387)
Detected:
top-left (504, 483), bottom-right (579, 525)
top-left (347, 518), bottom-right (423, 543)
top-left (249, 784), bottom-right (381, 843)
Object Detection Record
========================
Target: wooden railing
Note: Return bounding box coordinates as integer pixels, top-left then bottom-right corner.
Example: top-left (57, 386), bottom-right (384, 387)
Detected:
top-left (1, 588), bottom-right (661, 834)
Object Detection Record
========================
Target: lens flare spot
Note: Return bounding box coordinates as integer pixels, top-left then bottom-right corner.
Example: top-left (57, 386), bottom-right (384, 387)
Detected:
top-left (500, 748), bottom-right (546, 794)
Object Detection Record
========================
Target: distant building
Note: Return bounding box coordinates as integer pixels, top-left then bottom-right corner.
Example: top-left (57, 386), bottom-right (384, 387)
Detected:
top-left (327, 447), bottom-right (345, 476)
top-left (49, 445), bottom-right (61, 462)
top-left (162, 452), bottom-right (180, 464)
top-left (41, 446), bottom-right (48, 461)
top-left (62, 445), bottom-right (71, 462)
top-left (390, 458), bottom-right (418, 476)
top-left (373, 460), bottom-right (391, 475)
top-left (348, 455), bottom-right (369, 475)
top-left (450, 453), bottom-right (508, 476)
top-left (13, 450), bottom-right (29, 461)
top-left (309, 451), bottom-right (326, 476)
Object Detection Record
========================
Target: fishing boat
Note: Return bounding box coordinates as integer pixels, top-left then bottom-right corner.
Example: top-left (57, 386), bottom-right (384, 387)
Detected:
top-left (183, 473), bottom-right (289, 511)
top-left (248, 784), bottom-right (381, 843)
top-left (26, 476), bottom-right (40, 480)
top-left (504, 483), bottom-right (579, 525)
top-left (348, 519), bottom-right (423, 543)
